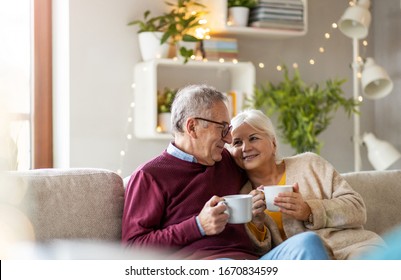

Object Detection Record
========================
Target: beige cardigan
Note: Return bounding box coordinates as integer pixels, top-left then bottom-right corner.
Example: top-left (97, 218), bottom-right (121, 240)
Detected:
top-left (242, 152), bottom-right (386, 260)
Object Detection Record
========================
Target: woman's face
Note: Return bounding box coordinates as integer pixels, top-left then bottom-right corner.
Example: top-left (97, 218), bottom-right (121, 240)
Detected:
top-left (229, 122), bottom-right (276, 171)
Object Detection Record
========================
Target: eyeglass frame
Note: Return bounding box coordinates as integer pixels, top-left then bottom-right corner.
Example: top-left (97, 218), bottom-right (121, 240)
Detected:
top-left (194, 117), bottom-right (232, 138)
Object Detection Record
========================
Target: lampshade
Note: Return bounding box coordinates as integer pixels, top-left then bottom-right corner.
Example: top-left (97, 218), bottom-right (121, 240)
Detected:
top-left (363, 132), bottom-right (401, 171)
top-left (361, 57), bottom-right (394, 99)
top-left (338, 0), bottom-right (371, 39)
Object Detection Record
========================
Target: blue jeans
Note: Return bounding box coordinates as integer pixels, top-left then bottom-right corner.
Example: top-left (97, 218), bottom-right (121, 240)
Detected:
top-left (359, 225), bottom-right (400, 260)
top-left (259, 231), bottom-right (330, 260)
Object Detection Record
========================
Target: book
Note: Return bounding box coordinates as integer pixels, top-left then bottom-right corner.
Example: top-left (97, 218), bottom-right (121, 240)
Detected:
top-left (250, 20), bottom-right (304, 30)
top-left (201, 38), bottom-right (238, 61)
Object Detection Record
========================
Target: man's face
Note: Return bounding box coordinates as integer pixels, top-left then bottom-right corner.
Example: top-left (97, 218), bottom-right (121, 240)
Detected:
top-left (193, 101), bottom-right (232, 166)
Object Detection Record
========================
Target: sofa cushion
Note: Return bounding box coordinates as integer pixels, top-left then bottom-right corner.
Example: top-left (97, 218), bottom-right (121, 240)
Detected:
top-left (342, 170), bottom-right (401, 236)
top-left (9, 168), bottom-right (124, 242)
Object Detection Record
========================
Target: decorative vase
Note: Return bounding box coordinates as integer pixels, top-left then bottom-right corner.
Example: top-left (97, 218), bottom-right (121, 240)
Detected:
top-left (158, 112), bottom-right (172, 133)
top-left (138, 32), bottom-right (170, 61)
top-left (228, 7), bottom-right (250, 27)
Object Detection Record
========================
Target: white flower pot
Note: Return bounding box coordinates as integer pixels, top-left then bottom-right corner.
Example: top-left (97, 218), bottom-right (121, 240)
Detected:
top-left (158, 112), bottom-right (172, 133)
top-left (138, 32), bottom-right (170, 61)
top-left (228, 7), bottom-right (250, 27)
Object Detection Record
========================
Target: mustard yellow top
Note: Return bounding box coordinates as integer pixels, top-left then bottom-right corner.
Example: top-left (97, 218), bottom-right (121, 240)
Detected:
top-left (247, 172), bottom-right (287, 241)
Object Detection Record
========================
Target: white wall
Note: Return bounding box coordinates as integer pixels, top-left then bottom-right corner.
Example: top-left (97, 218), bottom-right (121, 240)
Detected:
top-left (53, 0), bottom-right (400, 177)
top-left (373, 0), bottom-right (401, 170)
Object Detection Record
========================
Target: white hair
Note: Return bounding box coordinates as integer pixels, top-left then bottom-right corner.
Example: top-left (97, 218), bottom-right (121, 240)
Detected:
top-left (231, 109), bottom-right (281, 160)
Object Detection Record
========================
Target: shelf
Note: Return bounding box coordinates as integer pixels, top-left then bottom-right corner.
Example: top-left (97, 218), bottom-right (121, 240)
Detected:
top-left (133, 59), bottom-right (255, 139)
top-left (201, 0), bottom-right (308, 38)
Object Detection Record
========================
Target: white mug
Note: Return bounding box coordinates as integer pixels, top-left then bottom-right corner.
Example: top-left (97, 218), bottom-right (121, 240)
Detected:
top-left (263, 185), bottom-right (293, 212)
top-left (219, 194), bottom-right (252, 224)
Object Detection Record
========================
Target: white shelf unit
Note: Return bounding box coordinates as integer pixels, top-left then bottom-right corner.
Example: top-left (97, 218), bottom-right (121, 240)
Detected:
top-left (201, 0), bottom-right (308, 38)
top-left (134, 59), bottom-right (255, 139)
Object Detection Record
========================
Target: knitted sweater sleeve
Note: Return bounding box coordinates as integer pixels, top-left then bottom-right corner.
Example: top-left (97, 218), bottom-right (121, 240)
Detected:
top-left (122, 170), bottom-right (202, 248)
top-left (287, 152), bottom-right (367, 230)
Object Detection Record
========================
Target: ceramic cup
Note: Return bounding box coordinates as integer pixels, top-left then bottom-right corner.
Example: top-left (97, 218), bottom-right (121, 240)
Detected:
top-left (218, 194), bottom-right (252, 224)
top-left (263, 185), bottom-right (293, 212)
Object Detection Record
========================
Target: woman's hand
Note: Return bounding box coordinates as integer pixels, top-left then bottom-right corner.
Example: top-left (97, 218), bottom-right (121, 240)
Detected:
top-left (250, 187), bottom-right (266, 230)
top-left (274, 183), bottom-right (311, 221)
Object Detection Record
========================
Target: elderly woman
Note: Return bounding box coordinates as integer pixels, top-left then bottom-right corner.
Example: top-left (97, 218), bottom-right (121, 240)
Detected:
top-left (228, 109), bottom-right (386, 260)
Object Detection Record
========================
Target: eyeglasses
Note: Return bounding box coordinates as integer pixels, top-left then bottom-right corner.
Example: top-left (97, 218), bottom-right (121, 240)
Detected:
top-left (194, 117), bottom-right (232, 138)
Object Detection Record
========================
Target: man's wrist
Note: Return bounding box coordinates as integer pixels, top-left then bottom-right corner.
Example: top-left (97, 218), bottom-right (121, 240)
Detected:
top-left (196, 216), bottom-right (206, 236)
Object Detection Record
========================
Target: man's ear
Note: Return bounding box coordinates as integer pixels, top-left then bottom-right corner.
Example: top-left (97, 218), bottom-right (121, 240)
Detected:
top-left (186, 118), bottom-right (197, 138)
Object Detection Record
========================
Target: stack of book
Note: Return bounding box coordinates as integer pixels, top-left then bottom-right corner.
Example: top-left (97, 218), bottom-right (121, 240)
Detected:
top-left (201, 37), bottom-right (238, 61)
top-left (248, 0), bottom-right (305, 31)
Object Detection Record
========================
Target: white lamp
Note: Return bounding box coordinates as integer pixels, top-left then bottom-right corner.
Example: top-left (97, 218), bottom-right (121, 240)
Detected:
top-left (338, 0), bottom-right (399, 171)
top-left (363, 133), bottom-right (401, 171)
top-left (338, 0), bottom-right (371, 39)
top-left (361, 57), bottom-right (394, 99)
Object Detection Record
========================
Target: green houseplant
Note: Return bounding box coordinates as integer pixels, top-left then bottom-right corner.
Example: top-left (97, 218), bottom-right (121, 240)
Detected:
top-left (247, 65), bottom-right (359, 154)
top-left (158, 87), bottom-right (178, 113)
top-left (157, 87), bottom-right (178, 133)
top-left (127, 10), bottom-right (168, 32)
top-left (227, 0), bottom-right (259, 8)
top-left (227, 0), bottom-right (258, 27)
top-left (128, 10), bottom-right (170, 61)
top-left (161, 0), bottom-right (208, 63)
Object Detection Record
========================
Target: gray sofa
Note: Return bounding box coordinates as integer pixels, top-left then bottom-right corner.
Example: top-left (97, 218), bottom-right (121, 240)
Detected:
top-left (3, 168), bottom-right (401, 258)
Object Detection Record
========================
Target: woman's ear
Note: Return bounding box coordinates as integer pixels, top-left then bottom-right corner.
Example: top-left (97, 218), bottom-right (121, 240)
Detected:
top-left (272, 138), bottom-right (277, 155)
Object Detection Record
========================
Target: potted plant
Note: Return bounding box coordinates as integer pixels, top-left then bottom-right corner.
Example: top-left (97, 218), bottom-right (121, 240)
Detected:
top-left (157, 87), bottom-right (178, 133)
top-left (160, 0), bottom-right (209, 63)
top-left (227, 0), bottom-right (259, 27)
top-left (246, 65), bottom-right (360, 154)
top-left (128, 10), bottom-right (170, 61)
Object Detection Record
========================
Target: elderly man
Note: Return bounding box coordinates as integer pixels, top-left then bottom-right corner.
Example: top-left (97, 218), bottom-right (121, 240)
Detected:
top-left (122, 84), bottom-right (330, 260)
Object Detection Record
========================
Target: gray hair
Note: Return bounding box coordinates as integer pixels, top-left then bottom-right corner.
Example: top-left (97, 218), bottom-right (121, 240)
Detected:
top-left (231, 109), bottom-right (280, 158)
top-left (171, 84), bottom-right (228, 134)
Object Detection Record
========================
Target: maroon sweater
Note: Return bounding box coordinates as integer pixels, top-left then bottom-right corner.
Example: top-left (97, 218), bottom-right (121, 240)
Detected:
top-left (122, 149), bottom-right (259, 259)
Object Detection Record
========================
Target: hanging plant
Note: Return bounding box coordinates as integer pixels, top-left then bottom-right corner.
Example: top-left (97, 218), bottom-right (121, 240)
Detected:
top-left (247, 65), bottom-right (360, 154)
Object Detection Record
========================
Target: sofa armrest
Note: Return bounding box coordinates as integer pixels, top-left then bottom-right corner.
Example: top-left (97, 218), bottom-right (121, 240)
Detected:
top-left (342, 170), bottom-right (401, 236)
top-left (7, 168), bottom-right (124, 242)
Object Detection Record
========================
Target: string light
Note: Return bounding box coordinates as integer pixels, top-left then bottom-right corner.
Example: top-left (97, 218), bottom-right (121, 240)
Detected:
top-left (117, 83), bottom-right (136, 176)
top-left (255, 18), bottom-right (368, 74)
top-left (117, 9), bottom-right (371, 175)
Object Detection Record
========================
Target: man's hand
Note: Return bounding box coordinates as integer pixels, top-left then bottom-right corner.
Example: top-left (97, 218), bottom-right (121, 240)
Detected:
top-left (198, 196), bottom-right (229, 235)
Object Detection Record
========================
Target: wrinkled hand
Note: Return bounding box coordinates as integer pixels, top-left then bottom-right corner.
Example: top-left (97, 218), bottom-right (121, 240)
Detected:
top-left (274, 183), bottom-right (311, 221)
top-left (250, 187), bottom-right (266, 230)
top-left (198, 195), bottom-right (229, 236)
